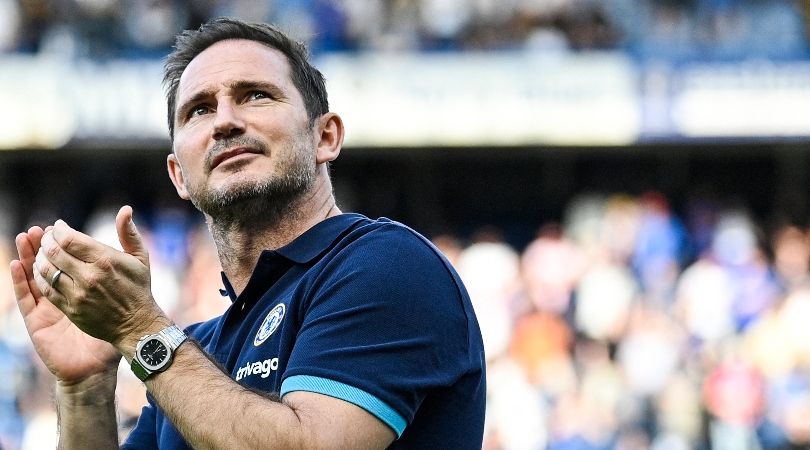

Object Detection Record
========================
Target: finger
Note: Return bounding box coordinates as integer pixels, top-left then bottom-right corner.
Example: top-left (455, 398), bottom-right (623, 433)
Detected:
top-left (10, 260), bottom-right (37, 315)
top-left (32, 262), bottom-right (69, 310)
top-left (35, 244), bottom-right (77, 297)
top-left (34, 250), bottom-right (64, 292)
top-left (116, 205), bottom-right (149, 265)
top-left (15, 232), bottom-right (44, 298)
top-left (51, 219), bottom-right (113, 263)
top-left (15, 228), bottom-right (43, 264)
top-left (39, 230), bottom-right (86, 283)
top-left (28, 225), bottom-right (46, 248)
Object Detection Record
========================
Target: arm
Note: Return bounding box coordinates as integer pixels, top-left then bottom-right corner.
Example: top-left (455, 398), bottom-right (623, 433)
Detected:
top-left (10, 227), bottom-right (120, 450)
top-left (138, 340), bottom-right (394, 449)
top-left (55, 372), bottom-right (119, 449)
top-left (35, 206), bottom-right (395, 450)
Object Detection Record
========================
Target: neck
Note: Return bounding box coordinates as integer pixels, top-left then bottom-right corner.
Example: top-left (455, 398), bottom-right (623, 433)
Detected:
top-left (209, 177), bottom-right (341, 294)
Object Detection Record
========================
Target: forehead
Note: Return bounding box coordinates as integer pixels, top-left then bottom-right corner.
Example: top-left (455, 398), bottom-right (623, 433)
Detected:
top-left (178, 39), bottom-right (296, 100)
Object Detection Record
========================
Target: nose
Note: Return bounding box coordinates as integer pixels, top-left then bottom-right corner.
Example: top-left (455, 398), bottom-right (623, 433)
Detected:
top-left (212, 102), bottom-right (245, 140)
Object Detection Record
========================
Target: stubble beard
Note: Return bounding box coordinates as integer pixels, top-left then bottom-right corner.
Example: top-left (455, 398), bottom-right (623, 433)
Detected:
top-left (188, 137), bottom-right (316, 233)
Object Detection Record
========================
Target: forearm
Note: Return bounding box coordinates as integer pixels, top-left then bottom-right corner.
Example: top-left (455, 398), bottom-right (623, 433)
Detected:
top-left (55, 372), bottom-right (119, 450)
top-left (144, 341), bottom-right (306, 450)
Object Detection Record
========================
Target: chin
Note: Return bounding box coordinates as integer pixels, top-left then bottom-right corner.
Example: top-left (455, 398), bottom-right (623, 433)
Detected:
top-left (211, 171), bottom-right (271, 193)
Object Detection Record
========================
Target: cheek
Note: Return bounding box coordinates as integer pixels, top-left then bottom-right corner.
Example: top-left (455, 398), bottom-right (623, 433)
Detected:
top-left (170, 144), bottom-right (204, 193)
top-left (172, 133), bottom-right (206, 170)
top-left (174, 119), bottom-right (211, 151)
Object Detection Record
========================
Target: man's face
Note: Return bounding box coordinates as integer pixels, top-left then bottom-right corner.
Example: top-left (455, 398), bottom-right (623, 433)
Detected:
top-left (167, 39), bottom-right (316, 223)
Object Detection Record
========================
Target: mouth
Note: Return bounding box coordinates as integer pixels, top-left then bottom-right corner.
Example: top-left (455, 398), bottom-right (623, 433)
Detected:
top-left (210, 147), bottom-right (262, 170)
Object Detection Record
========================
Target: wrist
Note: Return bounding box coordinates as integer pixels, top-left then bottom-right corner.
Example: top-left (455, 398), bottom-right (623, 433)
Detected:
top-left (117, 315), bottom-right (174, 362)
top-left (130, 324), bottom-right (188, 382)
top-left (56, 370), bottom-right (118, 407)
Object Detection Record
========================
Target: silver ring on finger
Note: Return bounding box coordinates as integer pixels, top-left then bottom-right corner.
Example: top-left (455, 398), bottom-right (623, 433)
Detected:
top-left (51, 269), bottom-right (63, 286)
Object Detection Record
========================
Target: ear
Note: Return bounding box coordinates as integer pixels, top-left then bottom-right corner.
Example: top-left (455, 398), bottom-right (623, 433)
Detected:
top-left (314, 112), bottom-right (344, 165)
top-left (167, 153), bottom-right (191, 200)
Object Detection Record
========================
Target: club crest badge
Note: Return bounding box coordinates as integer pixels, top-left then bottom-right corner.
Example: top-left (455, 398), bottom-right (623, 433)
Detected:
top-left (254, 303), bottom-right (286, 347)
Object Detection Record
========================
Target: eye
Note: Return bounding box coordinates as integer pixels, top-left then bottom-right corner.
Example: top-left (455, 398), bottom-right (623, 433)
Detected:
top-left (189, 105), bottom-right (211, 118)
top-left (247, 91), bottom-right (271, 101)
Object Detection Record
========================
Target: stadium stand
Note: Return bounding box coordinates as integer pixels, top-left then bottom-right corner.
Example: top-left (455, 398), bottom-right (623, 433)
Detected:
top-left (1, 1), bottom-right (810, 449)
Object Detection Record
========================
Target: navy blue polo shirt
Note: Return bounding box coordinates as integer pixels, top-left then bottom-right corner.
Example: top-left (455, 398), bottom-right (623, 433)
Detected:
top-left (123, 214), bottom-right (486, 449)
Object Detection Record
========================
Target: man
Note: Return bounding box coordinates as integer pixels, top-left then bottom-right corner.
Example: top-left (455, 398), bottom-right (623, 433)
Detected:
top-left (10, 18), bottom-right (486, 449)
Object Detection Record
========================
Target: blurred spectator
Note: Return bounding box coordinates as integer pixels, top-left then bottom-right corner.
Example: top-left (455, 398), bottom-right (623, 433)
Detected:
top-left (631, 192), bottom-right (689, 304)
top-left (69, 0), bottom-right (127, 58)
top-left (420, 0), bottom-right (473, 50)
top-left (0, 0), bottom-right (21, 52)
top-left (617, 305), bottom-right (683, 397)
top-left (0, 0), bottom-right (804, 58)
top-left (711, 211), bottom-right (781, 331)
top-left (653, 373), bottom-right (703, 448)
top-left (13, 0), bottom-right (54, 54)
top-left (676, 256), bottom-right (736, 342)
top-left (510, 311), bottom-right (572, 385)
top-left (123, 0), bottom-right (190, 57)
top-left (575, 260), bottom-right (638, 342)
top-left (2, 1), bottom-right (810, 447)
top-left (485, 358), bottom-right (549, 450)
top-left (521, 223), bottom-right (585, 315)
top-left (771, 224), bottom-right (810, 289)
top-left (456, 237), bottom-right (521, 360)
top-left (601, 195), bottom-right (641, 265)
top-left (703, 355), bottom-right (765, 449)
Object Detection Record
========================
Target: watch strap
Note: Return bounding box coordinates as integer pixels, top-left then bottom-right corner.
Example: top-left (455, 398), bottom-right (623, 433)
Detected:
top-left (131, 359), bottom-right (151, 381)
top-left (159, 325), bottom-right (188, 351)
top-left (131, 324), bottom-right (188, 382)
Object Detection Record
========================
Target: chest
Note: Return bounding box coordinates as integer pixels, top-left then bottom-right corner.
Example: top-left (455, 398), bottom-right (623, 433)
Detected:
top-left (196, 286), bottom-right (304, 392)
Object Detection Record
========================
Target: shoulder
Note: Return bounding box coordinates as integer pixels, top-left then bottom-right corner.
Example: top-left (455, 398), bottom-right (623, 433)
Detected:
top-left (336, 217), bottom-right (454, 274)
top-left (311, 217), bottom-right (474, 329)
top-left (321, 218), bottom-right (466, 300)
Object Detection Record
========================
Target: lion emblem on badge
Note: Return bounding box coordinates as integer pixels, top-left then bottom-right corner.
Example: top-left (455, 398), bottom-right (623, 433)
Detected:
top-left (254, 303), bottom-right (286, 346)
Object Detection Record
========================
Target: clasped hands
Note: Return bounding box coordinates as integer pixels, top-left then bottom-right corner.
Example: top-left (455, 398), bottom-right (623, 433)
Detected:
top-left (10, 205), bottom-right (168, 383)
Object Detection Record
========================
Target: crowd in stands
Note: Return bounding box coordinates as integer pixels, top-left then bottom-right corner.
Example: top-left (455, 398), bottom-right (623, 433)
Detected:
top-left (451, 192), bottom-right (810, 449)
top-left (0, 0), bottom-right (807, 59)
top-left (2, 1), bottom-right (810, 449)
top-left (2, 189), bottom-right (810, 449)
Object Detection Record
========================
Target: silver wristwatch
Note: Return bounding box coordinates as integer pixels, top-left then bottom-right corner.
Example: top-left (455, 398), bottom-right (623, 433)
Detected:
top-left (131, 324), bottom-right (187, 381)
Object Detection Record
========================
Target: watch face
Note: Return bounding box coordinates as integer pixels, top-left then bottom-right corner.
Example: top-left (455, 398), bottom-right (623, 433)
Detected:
top-left (139, 338), bottom-right (169, 370)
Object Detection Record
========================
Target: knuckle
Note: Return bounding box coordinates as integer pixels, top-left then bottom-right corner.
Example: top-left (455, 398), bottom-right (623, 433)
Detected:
top-left (46, 243), bottom-right (60, 259)
top-left (39, 281), bottom-right (51, 297)
top-left (95, 256), bottom-right (114, 272)
top-left (73, 285), bottom-right (87, 300)
top-left (83, 272), bottom-right (100, 289)
top-left (60, 232), bottom-right (75, 251)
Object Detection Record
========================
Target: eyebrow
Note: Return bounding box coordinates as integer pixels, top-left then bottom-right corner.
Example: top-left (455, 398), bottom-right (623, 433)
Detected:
top-left (176, 79), bottom-right (287, 121)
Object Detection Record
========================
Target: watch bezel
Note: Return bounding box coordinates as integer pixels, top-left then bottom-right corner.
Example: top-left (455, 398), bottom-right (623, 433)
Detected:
top-left (135, 334), bottom-right (174, 372)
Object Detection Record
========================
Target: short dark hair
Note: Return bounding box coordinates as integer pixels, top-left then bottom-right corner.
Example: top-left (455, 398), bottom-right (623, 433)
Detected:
top-left (163, 17), bottom-right (329, 140)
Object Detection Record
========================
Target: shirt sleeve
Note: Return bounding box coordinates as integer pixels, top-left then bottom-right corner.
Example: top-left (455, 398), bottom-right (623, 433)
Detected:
top-left (280, 225), bottom-right (472, 437)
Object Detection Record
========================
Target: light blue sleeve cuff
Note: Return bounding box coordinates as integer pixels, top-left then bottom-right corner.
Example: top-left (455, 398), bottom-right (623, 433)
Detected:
top-left (280, 375), bottom-right (407, 437)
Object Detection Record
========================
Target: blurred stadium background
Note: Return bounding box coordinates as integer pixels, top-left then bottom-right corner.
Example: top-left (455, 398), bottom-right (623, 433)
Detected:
top-left (2, 0), bottom-right (810, 449)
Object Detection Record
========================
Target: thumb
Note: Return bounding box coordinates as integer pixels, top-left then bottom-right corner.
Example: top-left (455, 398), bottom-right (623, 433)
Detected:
top-left (116, 205), bottom-right (149, 265)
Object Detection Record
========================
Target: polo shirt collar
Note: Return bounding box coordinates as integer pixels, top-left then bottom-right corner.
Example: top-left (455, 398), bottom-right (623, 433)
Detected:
top-left (274, 213), bottom-right (367, 264)
top-left (219, 213), bottom-right (367, 301)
